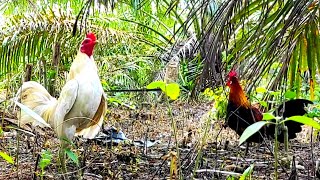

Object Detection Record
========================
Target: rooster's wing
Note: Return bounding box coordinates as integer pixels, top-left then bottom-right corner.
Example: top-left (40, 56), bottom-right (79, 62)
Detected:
top-left (54, 79), bottom-right (79, 140)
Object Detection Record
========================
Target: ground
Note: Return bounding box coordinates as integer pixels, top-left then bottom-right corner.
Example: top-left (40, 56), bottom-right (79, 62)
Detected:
top-left (0, 101), bottom-right (319, 179)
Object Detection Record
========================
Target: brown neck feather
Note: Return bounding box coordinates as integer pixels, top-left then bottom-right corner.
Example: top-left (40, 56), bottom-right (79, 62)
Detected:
top-left (229, 77), bottom-right (250, 108)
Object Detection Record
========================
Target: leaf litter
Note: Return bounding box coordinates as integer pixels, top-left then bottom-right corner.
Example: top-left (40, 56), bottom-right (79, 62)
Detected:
top-left (0, 101), bottom-right (320, 179)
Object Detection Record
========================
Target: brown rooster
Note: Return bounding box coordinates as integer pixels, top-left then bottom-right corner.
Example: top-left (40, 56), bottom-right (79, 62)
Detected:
top-left (226, 70), bottom-right (312, 149)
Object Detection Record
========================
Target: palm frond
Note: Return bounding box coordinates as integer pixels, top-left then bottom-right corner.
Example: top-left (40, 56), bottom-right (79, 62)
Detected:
top-left (194, 0), bottom-right (319, 99)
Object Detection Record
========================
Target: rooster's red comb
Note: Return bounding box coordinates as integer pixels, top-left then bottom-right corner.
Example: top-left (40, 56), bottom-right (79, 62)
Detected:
top-left (86, 32), bottom-right (96, 42)
top-left (228, 70), bottom-right (237, 78)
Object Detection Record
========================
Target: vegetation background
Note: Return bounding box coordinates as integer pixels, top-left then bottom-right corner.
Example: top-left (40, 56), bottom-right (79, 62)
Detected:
top-left (0, 0), bottom-right (319, 179)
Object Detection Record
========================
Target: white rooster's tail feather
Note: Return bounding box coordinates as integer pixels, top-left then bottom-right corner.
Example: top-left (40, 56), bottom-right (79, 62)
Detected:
top-left (16, 81), bottom-right (57, 127)
top-left (75, 115), bottom-right (104, 139)
top-left (74, 95), bottom-right (106, 139)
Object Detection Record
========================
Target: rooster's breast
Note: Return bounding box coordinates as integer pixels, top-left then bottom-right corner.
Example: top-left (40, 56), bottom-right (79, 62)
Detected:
top-left (64, 72), bottom-right (104, 128)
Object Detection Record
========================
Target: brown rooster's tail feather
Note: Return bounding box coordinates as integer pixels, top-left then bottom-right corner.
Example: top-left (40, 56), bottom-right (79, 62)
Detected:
top-left (17, 81), bottom-right (57, 127)
top-left (267, 99), bottom-right (313, 142)
top-left (276, 99), bottom-right (313, 118)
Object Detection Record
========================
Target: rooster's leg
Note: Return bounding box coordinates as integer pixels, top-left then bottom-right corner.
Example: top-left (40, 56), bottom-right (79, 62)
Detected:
top-left (245, 142), bottom-right (250, 155)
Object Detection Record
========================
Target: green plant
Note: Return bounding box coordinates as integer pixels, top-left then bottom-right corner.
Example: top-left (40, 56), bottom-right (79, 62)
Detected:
top-left (201, 87), bottom-right (227, 120)
top-left (179, 54), bottom-right (204, 98)
top-left (239, 113), bottom-right (320, 179)
top-left (147, 80), bottom-right (180, 100)
top-left (65, 148), bottom-right (79, 166)
top-left (239, 164), bottom-right (254, 180)
top-left (192, 110), bottom-right (213, 179)
top-left (147, 80), bottom-right (181, 178)
top-left (0, 151), bottom-right (14, 165)
top-left (0, 1), bottom-right (166, 102)
top-left (59, 137), bottom-right (79, 166)
top-left (39, 150), bottom-right (52, 179)
top-left (0, 126), bottom-right (3, 136)
top-left (194, 0), bottom-right (320, 98)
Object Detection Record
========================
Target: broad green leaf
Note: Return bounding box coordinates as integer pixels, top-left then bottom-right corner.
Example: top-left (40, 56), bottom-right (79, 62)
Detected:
top-left (0, 151), bottom-right (14, 164)
top-left (164, 83), bottom-right (180, 100)
top-left (15, 101), bottom-right (51, 128)
top-left (263, 113), bottom-right (275, 121)
top-left (286, 116), bottom-right (320, 129)
top-left (284, 91), bottom-right (296, 99)
top-left (239, 121), bottom-right (269, 145)
top-left (270, 91), bottom-right (281, 97)
top-left (256, 87), bottom-right (267, 93)
top-left (239, 164), bottom-right (254, 180)
top-left (259, 101), bottom-right (267, 108)
top-left (39, 159), bottom-right (51, 169)
top-left (147, 81), bottom-right (165, 91)
top-left (147, 81), bottom-right (180, 100)
top-left (39, 150), bottom-right (52, 169)
top-left (65, 148), bottom-right (79, 166)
